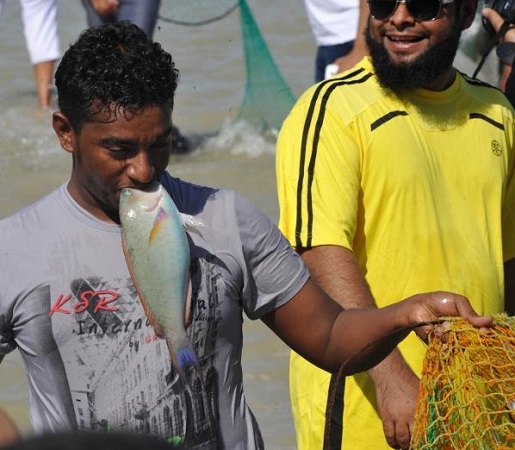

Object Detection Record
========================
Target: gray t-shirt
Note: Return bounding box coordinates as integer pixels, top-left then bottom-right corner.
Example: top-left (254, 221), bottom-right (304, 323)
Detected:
top-left (0, 172), bottom-right (309, 449)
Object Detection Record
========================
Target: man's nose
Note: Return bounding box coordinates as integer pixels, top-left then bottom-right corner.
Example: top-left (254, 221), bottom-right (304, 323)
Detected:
top-left (390, 3), bottom-right (416, 26)
top-left (127, 151), bottom-right (155, 184)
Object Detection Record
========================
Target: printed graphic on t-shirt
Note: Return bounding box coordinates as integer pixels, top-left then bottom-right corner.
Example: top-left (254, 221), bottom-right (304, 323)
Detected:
top-left (47, 256), bottom-right (223, 448)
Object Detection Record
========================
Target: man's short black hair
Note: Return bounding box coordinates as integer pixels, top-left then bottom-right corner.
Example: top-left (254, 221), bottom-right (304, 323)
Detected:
top-left (55, 21), bottom-right (179, 131)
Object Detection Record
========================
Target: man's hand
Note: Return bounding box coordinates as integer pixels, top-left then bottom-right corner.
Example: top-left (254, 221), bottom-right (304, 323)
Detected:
top-left (91, 0), bottom-right (119, 16)
top-left (403, 291), bottom-right (493, 343)
top-left (375, 367), bottom-right (419, 450)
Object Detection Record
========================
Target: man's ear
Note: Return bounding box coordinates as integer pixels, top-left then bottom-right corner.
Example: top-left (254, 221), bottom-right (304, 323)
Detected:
top-left (52, 111), bottom-right (76, 154)
top-left (458, 0), bottom-right (479, 30)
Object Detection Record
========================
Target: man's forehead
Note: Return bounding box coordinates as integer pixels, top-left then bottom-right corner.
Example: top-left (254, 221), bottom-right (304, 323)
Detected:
top-left (86, 102), bottom-right (171, 122)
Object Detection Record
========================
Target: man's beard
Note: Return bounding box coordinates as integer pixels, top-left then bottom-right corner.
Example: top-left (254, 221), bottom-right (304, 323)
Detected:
top-left (365, 25), bottom-right (462, 92)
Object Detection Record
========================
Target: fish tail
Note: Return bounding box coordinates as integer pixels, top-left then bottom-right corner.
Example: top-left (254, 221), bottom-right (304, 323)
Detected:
top-left (167, 339), bottom-right (200, 382)
top-left (176, 346), bottom-right (199, 369)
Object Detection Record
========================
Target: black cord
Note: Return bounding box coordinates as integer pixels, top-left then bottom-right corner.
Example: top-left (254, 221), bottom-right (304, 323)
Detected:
top-left (473, 20), bottom-right (512, 79)
top-left (158, 4), bottom-right (239, 26)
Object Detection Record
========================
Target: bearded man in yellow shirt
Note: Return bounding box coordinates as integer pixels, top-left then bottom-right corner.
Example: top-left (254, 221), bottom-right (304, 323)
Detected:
top-left (276, 0), bottom-right (515, 448)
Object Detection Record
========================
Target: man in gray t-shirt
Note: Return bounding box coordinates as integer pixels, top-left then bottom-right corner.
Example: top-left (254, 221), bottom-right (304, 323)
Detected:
top-left (0, 21), bottom-right (492, 449)
top-left (0, 172), bottom-right (307, 448)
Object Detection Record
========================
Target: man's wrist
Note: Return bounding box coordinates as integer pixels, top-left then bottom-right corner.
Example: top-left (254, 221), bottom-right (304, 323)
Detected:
top-left (497, 42), bottom-right (515, 66)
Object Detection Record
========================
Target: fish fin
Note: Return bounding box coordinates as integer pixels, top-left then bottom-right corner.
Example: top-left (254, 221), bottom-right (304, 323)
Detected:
top-left (179, 213), bottom-right (204, 237)
top-left (121, 233), bottom-right (164, 337)
top-left (148, 207), bottom-right (168, 244)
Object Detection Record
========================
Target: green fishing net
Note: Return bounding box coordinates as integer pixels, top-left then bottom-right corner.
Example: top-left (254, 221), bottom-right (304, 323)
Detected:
top-left (235, 0), bottom-right (296, 131)
top-left (158, 0), bottom-right (296, 131)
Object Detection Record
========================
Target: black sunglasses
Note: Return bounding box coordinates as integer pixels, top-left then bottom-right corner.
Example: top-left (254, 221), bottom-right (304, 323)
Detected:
top-left (368, 0), bottom-right (454, 22)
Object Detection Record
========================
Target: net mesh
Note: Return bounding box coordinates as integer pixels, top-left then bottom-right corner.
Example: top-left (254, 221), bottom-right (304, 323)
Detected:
top-left (410, 314), bottom-right (515, 449)
top-left (158, 0), bottom-right (238, 26)
top-left (158, 0), bottom-right (296, 131)
top-left (235, 0), bottom-right (296, 131)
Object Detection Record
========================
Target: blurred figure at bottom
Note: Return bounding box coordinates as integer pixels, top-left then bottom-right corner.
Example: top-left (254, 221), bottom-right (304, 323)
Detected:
top-left (0, 432), bottom-right (173, 450)
top-left (0, 406), bottom-right (20, 448)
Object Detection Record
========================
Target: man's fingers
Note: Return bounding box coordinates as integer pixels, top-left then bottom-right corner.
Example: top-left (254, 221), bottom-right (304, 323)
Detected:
top-left (482, 7), bottom-right (506, 34)
top-left (383, 421), bottom-right (411, 450)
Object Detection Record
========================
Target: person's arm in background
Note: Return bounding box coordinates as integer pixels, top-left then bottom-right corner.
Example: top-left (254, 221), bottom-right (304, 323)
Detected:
top-left (333, 0), bottom-right (369, 72)
top-left (89, 0), bottom-right (119, 17)
top-left (482, 7), bottom-right (515, 95)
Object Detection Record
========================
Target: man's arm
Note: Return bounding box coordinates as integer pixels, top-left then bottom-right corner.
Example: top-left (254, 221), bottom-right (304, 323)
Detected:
top-left (333, 0), bottom-right (369, 73)
top-left (482, 7), bottom-right (515, 95)
top-left (261, 262), bottom-right (491, 375)
top-left (297, 245), bottom-right (421, 450)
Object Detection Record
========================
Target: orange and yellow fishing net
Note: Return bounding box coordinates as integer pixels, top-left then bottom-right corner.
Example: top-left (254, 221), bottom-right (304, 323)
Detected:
top-left (410, 314), bottom-right (515, 449)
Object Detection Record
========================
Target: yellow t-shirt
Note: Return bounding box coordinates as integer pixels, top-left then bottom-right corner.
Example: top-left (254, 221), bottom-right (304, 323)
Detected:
top-left (276, 57), bottom-right (515, 449)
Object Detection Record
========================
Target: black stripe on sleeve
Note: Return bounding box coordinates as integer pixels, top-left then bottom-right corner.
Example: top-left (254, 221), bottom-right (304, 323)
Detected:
top-left (294, 70), bottom-right (373, 248)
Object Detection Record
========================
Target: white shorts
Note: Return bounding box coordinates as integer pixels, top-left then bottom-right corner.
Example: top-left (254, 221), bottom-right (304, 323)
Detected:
top-left (20, 0), bottom-right (61, 64)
